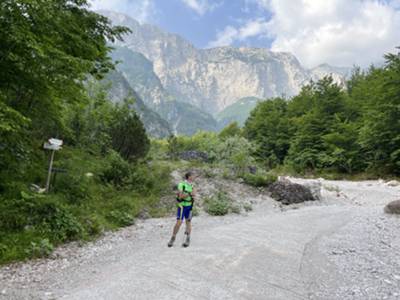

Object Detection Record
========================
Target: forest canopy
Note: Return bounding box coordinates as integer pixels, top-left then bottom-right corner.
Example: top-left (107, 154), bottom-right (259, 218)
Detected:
top-left (244, 50), bottom-right (400, 175)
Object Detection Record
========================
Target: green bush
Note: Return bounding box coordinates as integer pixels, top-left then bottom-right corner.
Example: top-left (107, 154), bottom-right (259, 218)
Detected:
top-left (243, 203), bottom-right (253, 212)
top-left (0, 243), bottom-right (8, 257)
top-left (100, 151), bottom-right (130, 186)
top-left (127, 161), bottom-right (171, 194)
top-left (25, 238), bottom-right (54, 258)
top-left (0, 199), bottom-right (32, 231)
top-left (242, 173), bottom-right (277, 187)
top-left (204, 192), bottom-right (231, 216)
top-left (215, 136), bottom-right (255, 175)
top-left (109, 100), bottom-right (150, 161)
top-left (0, 192), bottom-right (84, 243)
top-left (107, 211), bottom-right (135, 227)
top-left (37, 201), bottom-right (84, 242)
top-left (191, 206), bottom-right (200, 217)
top-left (230, 204), bottom-right (241, 214)
top-left (81, 215), bottom-right (104, 237)
top-left (55, 173), bottom-right (91, 203)
top-left (203, 167), bottom-right (216, 178)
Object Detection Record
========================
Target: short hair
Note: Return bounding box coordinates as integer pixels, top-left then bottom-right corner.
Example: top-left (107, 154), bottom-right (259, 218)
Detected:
top-left (185, 172), bottom-right (192, 180)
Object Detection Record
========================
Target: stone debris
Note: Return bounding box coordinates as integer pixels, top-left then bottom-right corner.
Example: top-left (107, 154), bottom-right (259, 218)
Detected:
top-left (268, 181), bottom-right (316, 205)
top-left (178, 150), bottom-right (209, 162)
top-left (386, 180), bottom-right (400, 187)
top-left (384, 200), bottom-right (400, 214)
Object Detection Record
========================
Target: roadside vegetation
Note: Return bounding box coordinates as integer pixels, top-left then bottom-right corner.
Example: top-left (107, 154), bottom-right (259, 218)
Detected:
top-left (0, 0), bottom-right (170, 265)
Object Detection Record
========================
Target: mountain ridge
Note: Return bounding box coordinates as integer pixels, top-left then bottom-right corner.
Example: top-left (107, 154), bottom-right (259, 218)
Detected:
top-left (100, 10), bottom-right (350, 133)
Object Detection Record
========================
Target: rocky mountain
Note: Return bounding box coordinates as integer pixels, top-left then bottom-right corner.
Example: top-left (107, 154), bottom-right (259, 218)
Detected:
top-left (100, 10), bottom-right (350, 133)
top-left (110, 47), bottom-right (217, 135)
top-left (102, 70), bottom-right (172, 138)
top-left (310, 64), bottom-right (351, 86)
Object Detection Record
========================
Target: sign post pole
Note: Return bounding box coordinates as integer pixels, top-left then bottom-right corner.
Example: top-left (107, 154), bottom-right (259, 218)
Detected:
top-left (43, 138), bottom-right (63, 193)
top-left (45, 150), bottom-right (55, 193)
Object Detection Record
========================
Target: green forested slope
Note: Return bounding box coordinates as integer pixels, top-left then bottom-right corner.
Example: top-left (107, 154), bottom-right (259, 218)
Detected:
top-left (244, 53), bottom-right (400, 175)
top-left (216, 97), bottom-right (260, 129)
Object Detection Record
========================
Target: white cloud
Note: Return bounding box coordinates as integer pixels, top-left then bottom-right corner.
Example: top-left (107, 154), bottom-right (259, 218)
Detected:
top-left (89, 0), bottom-right (155, 23)
top-left (253, 0), bottom-right (400, 67)
top-left (181, 0), bottom-right (222, 15)
top-left (208, 18), bottom-right (269, 47)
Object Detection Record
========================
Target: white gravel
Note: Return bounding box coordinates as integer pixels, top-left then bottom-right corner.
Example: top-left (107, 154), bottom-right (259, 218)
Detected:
top-left (0, 178), bottom-right (399, 300)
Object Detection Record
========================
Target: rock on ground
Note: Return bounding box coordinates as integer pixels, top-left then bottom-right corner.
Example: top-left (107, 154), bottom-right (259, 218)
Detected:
top-left (268, 181), bottom-right (316, 205)
top-left (384, 200), bottom-right (400, 214)
top-left (386, 180), bottom-right (400, 187)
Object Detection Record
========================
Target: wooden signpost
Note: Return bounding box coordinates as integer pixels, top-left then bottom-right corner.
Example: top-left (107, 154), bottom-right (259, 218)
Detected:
top-left (43, 138), bottom-right (63, 193)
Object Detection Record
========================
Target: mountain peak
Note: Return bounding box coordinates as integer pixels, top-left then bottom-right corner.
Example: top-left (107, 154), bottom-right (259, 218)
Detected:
top-left (102, 10), bottom-right (347, 131)
top-left (97, 10), bottom-right (140, 26)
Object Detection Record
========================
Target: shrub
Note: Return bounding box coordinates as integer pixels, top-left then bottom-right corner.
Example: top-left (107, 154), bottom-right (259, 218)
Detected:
top-left (0, 243), bottom-right (7, 257)
top-left (204, 192), bottom-right (231, 216)
top-left (202, 166), bottom-right (216, 178)
top-left (242, 173), bottom-right (277, 187)
top-left (37, 201), bottom-right (84, 242)
top-left (0, 190), bottom-right (84, 244)
top-left (25, 238), bottom-right (54, 258)
top-left (191, 206), bottom-right (200, 217)
top-left (81, 215), bottom-right (104, 237)
top-left (216, 137), bottom-right (255, 175)
top-left (167, 135), bottom-right (179, 160)
top-left (243, 203), bottom-right (253, 212)
top-left (109, 100), bottom-right (150, 161)
top-left (230, 204), bottom-right (241, 214)
top-left (127, 161), bottom-right (171, 194)
top-left (107, 211), bottom-right (135, 227)
top-left (55, 173), bottom-right (91, 203)
top-left (100, 151), bottom-right (130, 186)
top-left (0, 199), bottom-right (31, 231)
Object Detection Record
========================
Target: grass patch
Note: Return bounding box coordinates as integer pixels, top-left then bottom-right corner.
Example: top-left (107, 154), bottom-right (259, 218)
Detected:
top-left (242, 173), bottom-right (277, 187)
top-left (204, 191), bottom-right (231, 216)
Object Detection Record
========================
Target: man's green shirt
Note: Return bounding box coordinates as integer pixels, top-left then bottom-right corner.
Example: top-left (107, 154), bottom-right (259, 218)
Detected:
top-left (177, 181), bottom-right (193, 207)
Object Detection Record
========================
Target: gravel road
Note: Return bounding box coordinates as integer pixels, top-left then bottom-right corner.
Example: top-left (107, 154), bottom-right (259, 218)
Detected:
top-left (1, 179), bottom-right (399, 300)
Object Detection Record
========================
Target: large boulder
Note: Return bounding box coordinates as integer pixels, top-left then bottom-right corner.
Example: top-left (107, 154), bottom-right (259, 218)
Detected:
top-left (268, 181), bottom-right (317, 205)
top-left (384, 200), bottom-right (400, 214)
top-left (386, 180), bottom-right (400, 187)
top-left (302, 181), bottom-right (322, 201)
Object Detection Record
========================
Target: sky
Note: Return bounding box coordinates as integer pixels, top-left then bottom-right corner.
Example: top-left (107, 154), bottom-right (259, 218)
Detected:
top-left (89, 0), bottom-right (400, 68)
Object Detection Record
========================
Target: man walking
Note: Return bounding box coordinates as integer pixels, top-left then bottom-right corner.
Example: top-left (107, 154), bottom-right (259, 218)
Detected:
top-left (168, 172), bottom-right (195, 248)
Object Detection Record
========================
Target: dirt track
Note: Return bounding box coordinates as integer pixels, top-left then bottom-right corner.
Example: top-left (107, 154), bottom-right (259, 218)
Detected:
top-left (1, 179), bottom-right (399, 300)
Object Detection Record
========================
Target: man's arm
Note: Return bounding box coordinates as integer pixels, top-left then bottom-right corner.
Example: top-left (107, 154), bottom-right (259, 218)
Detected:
top-left (177, 191), bottom-right (190, 199)
top-left (177, 183), bottom-right (190, 199)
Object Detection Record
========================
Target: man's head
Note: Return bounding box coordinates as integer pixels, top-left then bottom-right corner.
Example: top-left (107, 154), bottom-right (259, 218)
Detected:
top-left (185, 172), bottom-right (193, 181)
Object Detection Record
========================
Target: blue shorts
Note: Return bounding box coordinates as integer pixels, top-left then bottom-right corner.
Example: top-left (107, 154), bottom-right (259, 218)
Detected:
top-left (176, 206), bottom-right (193, 221)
